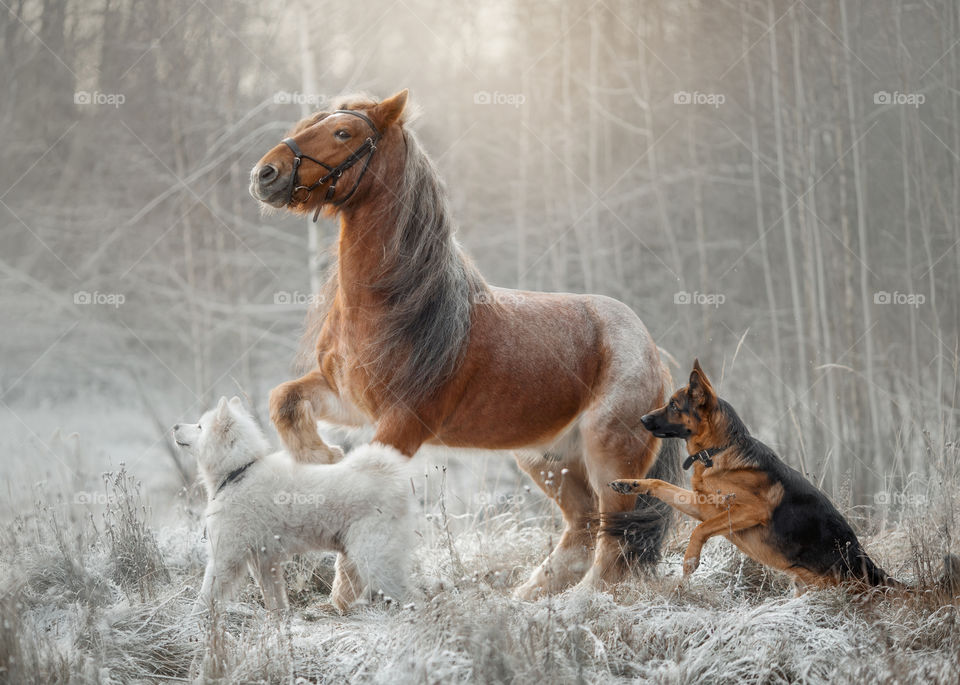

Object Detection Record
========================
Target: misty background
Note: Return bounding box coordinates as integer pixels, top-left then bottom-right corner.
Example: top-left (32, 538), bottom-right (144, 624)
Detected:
top-left (1, 0), bottom-right (958, 511)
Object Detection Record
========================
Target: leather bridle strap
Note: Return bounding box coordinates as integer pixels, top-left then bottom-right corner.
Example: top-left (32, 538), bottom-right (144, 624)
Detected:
top-left (280, 109), bottom-right (381, 221)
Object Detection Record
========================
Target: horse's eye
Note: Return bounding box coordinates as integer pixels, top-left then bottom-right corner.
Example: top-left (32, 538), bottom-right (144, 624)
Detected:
top-left (335, 129), bottom-right (351, 140)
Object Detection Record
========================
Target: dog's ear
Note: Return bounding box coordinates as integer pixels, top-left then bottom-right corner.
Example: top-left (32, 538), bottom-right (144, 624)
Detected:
top-left (215, 396), bottom-right (230, 423)
top-left (688, 359), bottom-right (717, 409)
top-left (229, 396), bottom-right (243, 410)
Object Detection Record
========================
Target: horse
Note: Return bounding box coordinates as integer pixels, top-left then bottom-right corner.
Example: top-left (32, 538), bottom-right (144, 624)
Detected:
top-left (249, 89), bottom-right (681, 599)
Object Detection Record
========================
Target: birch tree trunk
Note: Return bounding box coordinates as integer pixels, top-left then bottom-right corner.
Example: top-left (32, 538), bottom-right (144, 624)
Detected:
top-left (839, 0), bottom-right (882, 466)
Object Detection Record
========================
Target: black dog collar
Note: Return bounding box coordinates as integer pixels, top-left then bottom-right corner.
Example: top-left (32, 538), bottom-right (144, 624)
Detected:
top-left (682, 446), bottom-right (728, 470)
top-left (214, 460), bottom-right (256, 498)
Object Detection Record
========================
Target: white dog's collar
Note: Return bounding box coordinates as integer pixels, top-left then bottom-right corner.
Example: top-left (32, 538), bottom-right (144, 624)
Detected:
top-left (215, 460), bottom-right (256, 498)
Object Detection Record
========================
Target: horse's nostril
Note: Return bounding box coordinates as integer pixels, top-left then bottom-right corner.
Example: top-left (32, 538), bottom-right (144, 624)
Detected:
top-left (258, 164), bottom-right (278, 183)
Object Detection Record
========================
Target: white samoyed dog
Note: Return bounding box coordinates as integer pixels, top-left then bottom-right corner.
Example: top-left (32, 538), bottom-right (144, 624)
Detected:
top-left (174, 396), bottom-right (412, 613)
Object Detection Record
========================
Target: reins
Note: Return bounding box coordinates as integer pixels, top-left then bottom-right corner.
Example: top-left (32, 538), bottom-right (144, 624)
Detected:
top-left (281, 109), bottom-right (381, 221)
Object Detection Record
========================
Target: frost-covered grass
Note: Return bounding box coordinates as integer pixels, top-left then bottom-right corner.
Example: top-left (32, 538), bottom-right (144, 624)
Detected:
top-left (2, 426), bottom-right (959, 683)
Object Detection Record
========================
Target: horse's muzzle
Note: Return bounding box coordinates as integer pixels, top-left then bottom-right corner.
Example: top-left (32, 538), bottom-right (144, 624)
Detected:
top-left (249, 164), bottom-right (291, 206)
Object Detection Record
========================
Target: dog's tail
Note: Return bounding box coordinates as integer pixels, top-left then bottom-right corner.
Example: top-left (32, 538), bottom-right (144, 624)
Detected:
top-left (601, 358), bottom-right (683, 566)
top-left (849, 550), bottom-right (960, 596)
top-left (847, 549), bottom-right (899, 588)
top-left (940, 554), bottom-right (960, 595)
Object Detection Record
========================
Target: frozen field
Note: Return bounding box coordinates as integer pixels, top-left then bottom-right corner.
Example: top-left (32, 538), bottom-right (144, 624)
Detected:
top-left (2, 403), bottom-right (958, 684)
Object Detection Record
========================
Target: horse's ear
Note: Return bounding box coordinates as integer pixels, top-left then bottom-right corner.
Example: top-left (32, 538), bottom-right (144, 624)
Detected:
top-left (372, 89), bottom-right (408, 128)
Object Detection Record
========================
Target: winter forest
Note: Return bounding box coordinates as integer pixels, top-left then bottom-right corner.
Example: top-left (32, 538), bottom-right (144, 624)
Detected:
top-left (2, 0), bottom-right (960, 682)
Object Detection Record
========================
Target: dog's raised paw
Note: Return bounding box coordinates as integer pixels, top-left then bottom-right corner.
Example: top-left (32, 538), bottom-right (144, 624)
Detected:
top-left (609, 480), bottom-right (639, 495)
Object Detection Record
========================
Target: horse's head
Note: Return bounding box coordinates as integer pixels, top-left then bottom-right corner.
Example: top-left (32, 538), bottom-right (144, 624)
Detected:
top-left (250, 89), bottom-right (408, 217)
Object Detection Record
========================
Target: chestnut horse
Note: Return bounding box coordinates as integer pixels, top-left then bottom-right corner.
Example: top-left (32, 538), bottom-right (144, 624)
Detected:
top-left (250, 90), bottom-right (680, 598)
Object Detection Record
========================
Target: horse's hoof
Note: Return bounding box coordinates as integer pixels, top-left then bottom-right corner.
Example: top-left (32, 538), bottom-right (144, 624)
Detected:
top-left (511, 582), bottom-right (544, 602)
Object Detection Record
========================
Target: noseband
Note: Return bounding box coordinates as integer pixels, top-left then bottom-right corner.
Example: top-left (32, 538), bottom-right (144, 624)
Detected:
top-left (281, 109), bottom-right (380, 221)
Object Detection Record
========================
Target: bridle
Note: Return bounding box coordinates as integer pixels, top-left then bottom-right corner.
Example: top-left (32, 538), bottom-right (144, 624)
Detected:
top-left (281, 109), bottom-right (381, 221)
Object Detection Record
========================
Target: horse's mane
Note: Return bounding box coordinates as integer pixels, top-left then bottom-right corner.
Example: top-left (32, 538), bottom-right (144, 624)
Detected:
top-left (295, 124), bottom-right (488, 409)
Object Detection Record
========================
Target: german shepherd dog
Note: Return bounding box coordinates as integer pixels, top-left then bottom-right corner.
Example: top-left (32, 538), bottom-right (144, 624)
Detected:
top-left (610, 360), bottom-right (896, 592)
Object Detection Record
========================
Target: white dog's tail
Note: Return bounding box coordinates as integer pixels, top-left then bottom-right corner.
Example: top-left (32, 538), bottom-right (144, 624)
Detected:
top-left (345, 442), bottom-right (410, 474)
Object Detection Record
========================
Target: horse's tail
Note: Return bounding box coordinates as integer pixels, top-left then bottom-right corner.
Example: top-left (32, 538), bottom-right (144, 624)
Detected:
top-left (602, 356), bottom-right (683, 566)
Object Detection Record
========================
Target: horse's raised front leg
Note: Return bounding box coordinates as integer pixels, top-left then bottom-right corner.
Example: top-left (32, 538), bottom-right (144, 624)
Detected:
top-left (269, 368), bottom-right (343, 463)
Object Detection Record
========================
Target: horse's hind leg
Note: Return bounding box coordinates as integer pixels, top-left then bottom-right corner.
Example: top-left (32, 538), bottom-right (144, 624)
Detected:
top-left (330, 553), bottom-right (365, 613)
top-left (512, 437), bottom-right (598, 600)
top-left (577, 401), bottom-right (671, 591)
top-left (269, 368), bottom-right (344, 463)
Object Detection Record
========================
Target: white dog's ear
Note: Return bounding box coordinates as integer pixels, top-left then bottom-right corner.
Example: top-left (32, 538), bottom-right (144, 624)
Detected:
top-left (215, 396), bottom-right (230, 422)
top-left (229, 396), bottom-right (243, 409)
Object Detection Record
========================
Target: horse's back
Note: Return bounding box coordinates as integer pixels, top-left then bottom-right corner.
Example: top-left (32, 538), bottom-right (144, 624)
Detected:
top-left (484, 286), bottom-right (661, 380)
top-left (432, 287), bottom-right (663, 448)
